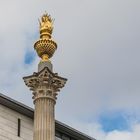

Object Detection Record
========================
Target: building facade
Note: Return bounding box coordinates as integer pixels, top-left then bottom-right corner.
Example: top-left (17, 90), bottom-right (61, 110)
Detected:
top-left (0, 93), bottom-right (95, 140)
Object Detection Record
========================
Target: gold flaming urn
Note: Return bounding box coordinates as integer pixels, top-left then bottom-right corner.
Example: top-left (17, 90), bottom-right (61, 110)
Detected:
top-left (34, 13), bottom-right (57, 61)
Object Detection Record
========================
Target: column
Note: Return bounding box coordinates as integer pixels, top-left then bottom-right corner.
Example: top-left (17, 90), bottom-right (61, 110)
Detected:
top-left (23, 66), bottom-right (67, 140)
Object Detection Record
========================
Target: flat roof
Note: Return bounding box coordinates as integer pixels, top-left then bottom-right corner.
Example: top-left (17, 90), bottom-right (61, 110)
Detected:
top-left (0, 93), bottom-right (95, 140)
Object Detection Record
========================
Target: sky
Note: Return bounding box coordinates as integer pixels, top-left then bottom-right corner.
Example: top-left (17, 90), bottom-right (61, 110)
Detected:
top-left (0, 0), bottom-right (140, 139)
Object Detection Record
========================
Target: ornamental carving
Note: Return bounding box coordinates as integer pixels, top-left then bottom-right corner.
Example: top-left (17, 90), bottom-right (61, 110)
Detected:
top-left (34, 13), bottom-right (57, 62)
top-left (23, 67), bottom-right (67, 102)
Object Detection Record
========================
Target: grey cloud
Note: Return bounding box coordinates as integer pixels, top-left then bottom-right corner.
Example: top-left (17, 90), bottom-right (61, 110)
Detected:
top-left (0, 0), bottom-right (140, 136)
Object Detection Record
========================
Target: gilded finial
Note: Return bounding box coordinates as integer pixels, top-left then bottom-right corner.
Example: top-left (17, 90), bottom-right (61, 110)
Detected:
top-left (39, 13), bottom-right (54, 39)
top-left (34, 12), bottom-right (57, 62)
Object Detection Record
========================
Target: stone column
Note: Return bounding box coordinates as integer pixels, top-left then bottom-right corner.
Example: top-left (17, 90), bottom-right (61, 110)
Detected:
top-left (33, 90), bottom-right (55, 140)
top-left (23, 62), bottom-right (67, 140)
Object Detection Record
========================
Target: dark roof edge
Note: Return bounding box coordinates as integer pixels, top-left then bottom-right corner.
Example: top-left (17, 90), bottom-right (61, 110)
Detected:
top-left (0, 93), bottom-right (34, 112)
top-left (0, 93), bottom-right (95, 140)
top-left (55, 120), bottom-right (95, 140)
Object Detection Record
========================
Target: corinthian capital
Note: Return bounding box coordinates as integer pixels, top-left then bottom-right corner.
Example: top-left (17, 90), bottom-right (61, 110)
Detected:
top-left (23, 67), bottom-right (67, 102)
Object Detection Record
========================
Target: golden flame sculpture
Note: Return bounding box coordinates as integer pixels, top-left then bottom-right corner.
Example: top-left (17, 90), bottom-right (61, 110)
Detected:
top-left (34, 13), bottom-right (57, 61)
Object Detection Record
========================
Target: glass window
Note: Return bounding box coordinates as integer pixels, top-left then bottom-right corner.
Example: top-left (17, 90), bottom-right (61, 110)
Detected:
top-left (62, 134), bottom-right (70, 140)
top-left (55, 137), bottom-right (62, 140)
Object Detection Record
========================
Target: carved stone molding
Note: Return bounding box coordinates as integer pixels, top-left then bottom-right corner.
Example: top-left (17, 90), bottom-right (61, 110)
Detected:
top-left (23, 67), bottom-right (67, 103)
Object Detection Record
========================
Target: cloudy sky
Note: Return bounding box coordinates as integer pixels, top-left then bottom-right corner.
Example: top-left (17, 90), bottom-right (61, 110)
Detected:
top-left (0, 0), bottom-right (140, 139)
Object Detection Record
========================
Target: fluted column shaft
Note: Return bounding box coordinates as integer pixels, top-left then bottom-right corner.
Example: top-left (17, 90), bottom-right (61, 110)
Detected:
top-left (33, 97), bottom-right (55, 140)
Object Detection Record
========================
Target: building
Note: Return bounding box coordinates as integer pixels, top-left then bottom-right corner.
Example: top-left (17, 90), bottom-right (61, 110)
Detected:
top-left (0, 93), bottom-right (95, 140)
